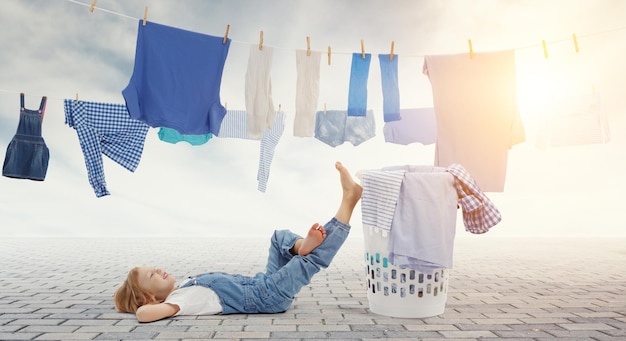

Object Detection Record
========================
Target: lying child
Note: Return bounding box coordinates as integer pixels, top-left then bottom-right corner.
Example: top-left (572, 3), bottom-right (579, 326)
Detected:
top-left (114, 161), bottom-right (362, 322)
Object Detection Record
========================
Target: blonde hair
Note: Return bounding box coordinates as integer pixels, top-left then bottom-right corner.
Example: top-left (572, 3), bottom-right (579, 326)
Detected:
top-left (113, 267), bottom-right (158, 313)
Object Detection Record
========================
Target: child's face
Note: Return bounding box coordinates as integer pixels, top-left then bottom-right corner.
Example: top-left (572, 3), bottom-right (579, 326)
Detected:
top-left (136, 266), bottom-right (176, 301)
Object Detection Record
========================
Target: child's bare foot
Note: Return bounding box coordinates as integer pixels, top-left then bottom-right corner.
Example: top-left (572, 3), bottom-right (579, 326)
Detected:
top-left (336, 161), bottom-right (362, 205)
top-left (297, 223), bottom-right (327, 256)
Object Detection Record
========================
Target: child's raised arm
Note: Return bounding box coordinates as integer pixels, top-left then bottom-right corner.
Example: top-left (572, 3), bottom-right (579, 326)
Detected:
top-left (136, 302), bottom-right (180, 322)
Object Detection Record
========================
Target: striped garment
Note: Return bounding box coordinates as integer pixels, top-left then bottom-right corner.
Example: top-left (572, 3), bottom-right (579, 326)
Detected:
top-left (217, 110), bottom-right (285, 192)
top-left (359, 169), bottom-right (406, 232)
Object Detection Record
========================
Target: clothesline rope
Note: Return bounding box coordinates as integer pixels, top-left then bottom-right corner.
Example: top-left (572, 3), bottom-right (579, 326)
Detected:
top-left (64, 0), bottom-right (626, 57)
top-left (3, 1), bottom-right (625, 102)
top-left (0, 89), bottom-right (70, 102)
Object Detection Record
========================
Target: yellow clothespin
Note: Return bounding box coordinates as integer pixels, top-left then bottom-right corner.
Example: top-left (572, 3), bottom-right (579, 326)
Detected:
top-left (306, 36), bottom-right (311, 56)
top-left (259, 31), bottom-right (264, 50)
top-left (327, 46), bottom-right (331, 65)
top-left (572, 33), bottom-right (579, 53)
top-left (390, 41), bottom-right (395, 61)
top-left (89, 0), bottom-right (97, 13)
top-left (143, 6), bottom-right (148, 26)
top-left (542, 39), bottom-right (548, 59)
top-left (223, 24), bottom-right (230, 44)
top-left (468, 39), bottom-right (474, 59)
top-left (360, 39), bottom-right (365, 59)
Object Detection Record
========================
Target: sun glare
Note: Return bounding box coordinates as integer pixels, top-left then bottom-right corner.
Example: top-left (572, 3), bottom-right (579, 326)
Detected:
top-left (516, 52), bottom-right (597, 124)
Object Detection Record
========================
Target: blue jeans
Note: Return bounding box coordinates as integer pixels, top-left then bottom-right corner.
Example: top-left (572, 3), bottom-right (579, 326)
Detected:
top-left (180, 217), bottom-right (350, 314)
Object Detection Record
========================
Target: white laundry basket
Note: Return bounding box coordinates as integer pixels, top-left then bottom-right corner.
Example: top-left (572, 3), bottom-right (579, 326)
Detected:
top-left (359, 165), bottom-right (457, 318)
top-left (363, 225), bottom-right (449, 318)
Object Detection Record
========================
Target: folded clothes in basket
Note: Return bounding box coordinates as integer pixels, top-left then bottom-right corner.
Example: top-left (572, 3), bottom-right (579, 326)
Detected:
top-left (360, 166), bottom-right (458, 273)
top-left (359, 164), bottom-right (502, 273)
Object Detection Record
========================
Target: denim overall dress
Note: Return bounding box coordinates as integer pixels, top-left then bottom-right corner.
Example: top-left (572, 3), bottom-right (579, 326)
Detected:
top-left (2, 94), bottom-right (49, 181)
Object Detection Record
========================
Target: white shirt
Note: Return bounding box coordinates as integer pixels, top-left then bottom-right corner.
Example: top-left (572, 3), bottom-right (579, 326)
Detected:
top-left (164, 284), bottom-right (223, 316)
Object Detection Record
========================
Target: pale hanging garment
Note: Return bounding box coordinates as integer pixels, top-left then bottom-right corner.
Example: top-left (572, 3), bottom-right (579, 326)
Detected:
top-left (423, 50), bottom-right (525, 192)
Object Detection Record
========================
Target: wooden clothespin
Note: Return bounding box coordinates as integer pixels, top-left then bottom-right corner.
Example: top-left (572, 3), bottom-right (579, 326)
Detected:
top-left (389, 41), bottom-right (395, 61)
top-left (327, 46), bottom-right (331, 65)
top-left (542, 39), bottom-right (548, 59)
top-left (278, 104), bottom-right (282, 112)
top-left (89, 0), bottom-right (97, 13)
top-left (224, 102), bottom-right (227, 110)
top-left (259, 31), bottom-right (264, 50)
top-left (572, 33), bottom-right (579, 53)
top-left (306, 36), bottom-right (311, 56)
top-left (75, 93), bottom-right (79, 103)
top-left (223, 24), bottom-right (230, 44)
top-left (143, 6), bottom-right (148, 26)
top-left (360, 39), bottom-right (365, 59)
top-left (468, 39), bottom-right (474, 59)
top-left (324, 103), bottom-right (327, 115)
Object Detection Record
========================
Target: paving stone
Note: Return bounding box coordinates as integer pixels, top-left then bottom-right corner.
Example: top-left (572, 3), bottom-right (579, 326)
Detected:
top-left (1, 236), bottom-right (624, 340)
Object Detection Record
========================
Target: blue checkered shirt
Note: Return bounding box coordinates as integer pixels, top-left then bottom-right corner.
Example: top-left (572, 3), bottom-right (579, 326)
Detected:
top-left (64, 99), bottom-right (149, 197)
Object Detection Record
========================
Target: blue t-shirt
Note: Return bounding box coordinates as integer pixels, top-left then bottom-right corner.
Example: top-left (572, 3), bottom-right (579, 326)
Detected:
top-left (123, 20), bottom-right (231, 135)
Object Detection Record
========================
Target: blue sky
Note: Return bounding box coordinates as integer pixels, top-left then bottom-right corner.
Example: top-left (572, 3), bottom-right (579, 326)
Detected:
top-left (1, 0), bottom-right (625, 238)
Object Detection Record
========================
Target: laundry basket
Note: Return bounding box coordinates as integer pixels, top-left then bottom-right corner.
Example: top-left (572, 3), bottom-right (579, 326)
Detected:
top-left (359, 165), bottom-right (457, 318)
top-left (363, 225), bottom-right (449, 318)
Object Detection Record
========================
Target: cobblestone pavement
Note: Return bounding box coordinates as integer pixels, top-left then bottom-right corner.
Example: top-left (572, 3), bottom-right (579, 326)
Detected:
top-left (1, 235), bottom-right (625, 340)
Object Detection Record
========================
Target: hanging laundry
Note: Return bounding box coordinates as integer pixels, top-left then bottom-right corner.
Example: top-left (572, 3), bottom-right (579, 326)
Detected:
top-left (378, 54), bottom-right (401, 122)
top-left (383, 107), bottom-right (437, 145)
top-left (447, 163), bottom-right (502, 234)
top-left (347, 53), bottom-right (371, 117)
top-left (537, 92), bottom-right (610, 148)
top-left (122, 20), bottom-right (230, 135)
top-left (245, 45), bottom-right (275, 139)
top-left (3, 94), bottom-right (49, 181)
top-left (293, 49), bottom-right (321, 137)
top-left (216, 110), bottom-right (285, 193)
top-left (423, 50), bottom-right (525, 192)
top-left (158, 127), bottom-right (213, 146)
top-left (314, 109), bottom-right (375, 147)
top-left (64, 99), bottom-right (149, 197)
